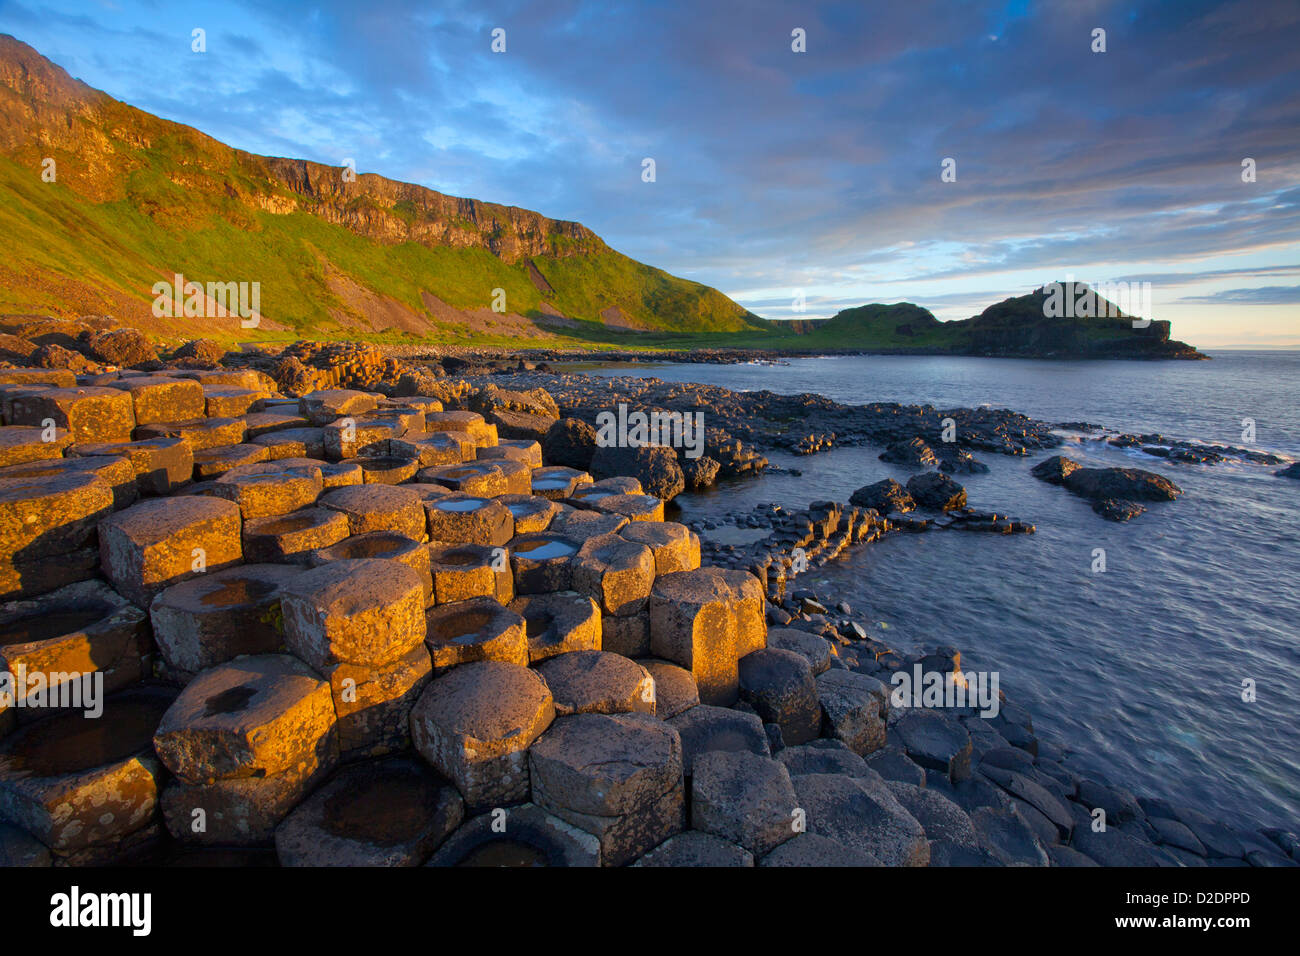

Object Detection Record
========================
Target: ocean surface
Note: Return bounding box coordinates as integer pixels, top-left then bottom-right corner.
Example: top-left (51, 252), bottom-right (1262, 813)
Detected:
top-left (574, 351), bottom-right (1300, 833)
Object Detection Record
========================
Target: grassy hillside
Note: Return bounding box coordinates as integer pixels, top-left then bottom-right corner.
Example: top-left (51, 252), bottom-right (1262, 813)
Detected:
top-left (0, 35), bottom-right (766, 346)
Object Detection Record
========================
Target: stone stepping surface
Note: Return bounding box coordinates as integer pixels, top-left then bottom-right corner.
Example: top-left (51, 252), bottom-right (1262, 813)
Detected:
top-left (0, 368), bottom-right (1284, 869)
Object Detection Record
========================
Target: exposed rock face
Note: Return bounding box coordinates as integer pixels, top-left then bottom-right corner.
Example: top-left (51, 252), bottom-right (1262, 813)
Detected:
top-left (172, 339), bottom-right (227, 366)
top-left (880, 437), bottom-right (938, 467)
top-left (850, 478), bottom-right (915, 514)
top-left (590, 444), bottom-right (686, 501)
top-left (905, 472), bottom-right (967, 511)
top-left (1031, 455), bottom-right (1181, 521)
top-left (1030, 455), bottom-right (1081, 484)
top-left (543, 418), bottom-right (597, 470)
top-left (84, 328), bottom-right (157, 368)
top-left (1064, 467), bottom-right (1181, 502)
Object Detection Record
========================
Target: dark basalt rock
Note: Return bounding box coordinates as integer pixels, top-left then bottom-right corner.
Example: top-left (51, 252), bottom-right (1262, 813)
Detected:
top-left (1064, 467), bottom-right (1181, 502)
top-left (1032, 456), bottom-right (1179, 520)
top-left (83, 328), bottom-right (158, 368)
top-left (1030, 455), bottom-right (1081, 484)
top-left (681, 455), bottom-right (721, 490)
top-left (542, 417), bottom-right (597, 470)
top-left (905, 472), bottom-right (967, 512)
top-left (879, 437), bottom-right (938, 467)
top-left (849, 478), bottom-right (914, 514)
top-left (1092, 498), bottom-right (1145, 521)
top-left (1277, 462), bottom-right (1300, 479)
top-left (589, 444), bottom-right (685, 501)
top-left (938, 448), bottom-right (989, 474)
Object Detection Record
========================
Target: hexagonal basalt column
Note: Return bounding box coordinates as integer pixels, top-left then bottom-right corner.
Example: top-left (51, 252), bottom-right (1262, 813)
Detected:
top-left (70, 437), bottom-right (193, 496)
top-left (738, 647), bottom-right (821, 745)
top-left (356, 456), bottom-right (420, 485)
top-left (423, 430), bottom-right (477, 462)
top-left (1, 454), bottom-right (138, 510)
top-left (274, 756), bottom-right (464, 866)
top-left (106, 376), bottom-right (205, 425)
top-left (536, 651), bottom-right (656, 716)
top-left (478, 439), bottom-right (543, 468)
top-left (193, 443), bottom-right (270, 480)
top-left (667, 704), bottom-right (770, 776)
top-left (549, 508), bottom-right (628, 538)
top-left (691, 750), bottom-right (800, 857)
top-left (632, 830), bottom-right (754, 867)
top-left (424, 596), bottom-right (528, 672)
top-left (316, 641), bottom-right (432, 757)
top-left (427, 543), bottom-right (510, 605)
top-left (154, 654), bottom-right (337, 783)
top-left (99, 496), bottom-right (243, 608)
top-left (134, 416), bottom-right (245, 450)
top-left (280, 559), bottom-right (427, 670)
top-left (425, 803), bottom-right (599, 866)
top-left (323, 417), bottom-right (403, 460)
top-left (316, 461), bottom-right (364, 489)
top-left (619, 521), bottom-right (701, 574)
top-left (509, 532), bottom-right (581, 594)
top-left (420, 462), bottom-right (506, 497)
top-left (0, 686), bottom-right (176, 855)
top-left (510, 591), bottom-right (602, 663)
top-left (426, 411), bottom-right (496, 447)
top-left (591, 493), bottom-right (665, 523)
top-left (242, 507), bottom-right (351, 563)
top-left (529, 712), bottom-right (684, 867)
top-left (8, 386), bottom-right (135, 443)
top-left (160, 757), bottom-right (334, 847)
top-left (571, 533), bottom-right (655, 619)
top-left (203, 385), bottom-right (265, 418)
top-left (424, 494), bottom-right (513, 547)
top-left (790, 773), bottom-right (929, 867)
top-left (649, 568), bottom-right (766, 705)
top-left (389, 433), bottom-right (465, 468)
top-left (305, 531), bottom-right (433, 606)
top-left (765, 627), bottom-right (833, 675)
top-left (149, 564), bottom-right (305, 678)
top-left (530, 466), bottom-right (592, 501)
top-left (601, 609), bottom-right (651, 658)
top-left (492, 459), bottom-right (533, 495)
top-left (212, 468), bottom-right (322, 519)
top-left (318, 484), bottom-right (426, 541)
top-left (0, 425), bottom-right (71, 467)
top-left (0, 580), bottom-right (150, 716)
top-left (635, 659), bottom-right (699, 719)
top-left (815, 669), bottom-right (890, 756)
top-left (498, 494), bottom-right (558, 534)
top-left (299, 389), bottom-right (378, 427)
top-left (1, 471), bottom-right (114, 600)
top-left (409, 661), bottom-right (554, 810)
top-left (249, 427), bottom-right (326, 461)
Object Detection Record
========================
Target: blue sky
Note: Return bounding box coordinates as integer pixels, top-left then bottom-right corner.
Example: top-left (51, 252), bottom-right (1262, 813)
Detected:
top-left (3, 0), bottom-right (1299, 346)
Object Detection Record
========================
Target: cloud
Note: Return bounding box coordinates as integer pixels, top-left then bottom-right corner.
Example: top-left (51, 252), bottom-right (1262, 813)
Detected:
top-left (1178, 285), bottom-right (1300, 304)
top-left (3, 0), bottom-right (1300, 338)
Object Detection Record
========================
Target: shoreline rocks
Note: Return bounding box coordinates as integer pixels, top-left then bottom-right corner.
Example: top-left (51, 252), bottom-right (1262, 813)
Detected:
top-left (0, 343), bottom-right (1292, 868)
